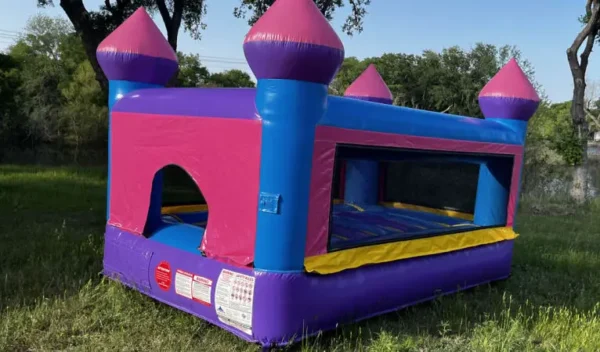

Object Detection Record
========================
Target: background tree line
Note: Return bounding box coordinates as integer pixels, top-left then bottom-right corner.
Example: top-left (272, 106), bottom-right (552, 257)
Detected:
top-left (0, 15), bottom-right (255, 160)
top-left (1, 6), bottom-right (598, 167)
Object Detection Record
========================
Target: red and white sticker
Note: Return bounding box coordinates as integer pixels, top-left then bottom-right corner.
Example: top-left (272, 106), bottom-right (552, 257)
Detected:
top-left (175, 269), bottom-right (194, 299)
top-left (174, 269), bottom-right (212, 306)
top-left (192, 275), bottom-right (213, 306)
top-left (154, 261), bottom-right (172, 291)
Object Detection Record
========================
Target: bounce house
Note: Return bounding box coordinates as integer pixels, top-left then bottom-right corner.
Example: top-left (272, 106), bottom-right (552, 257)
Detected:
top-left (98, 0), bottom-right (539, 347)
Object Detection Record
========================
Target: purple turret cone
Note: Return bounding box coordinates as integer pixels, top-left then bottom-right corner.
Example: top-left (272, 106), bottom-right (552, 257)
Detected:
top-left (478, 58), bottom-right (540, 121)
top-left (243, 0), bottom-right (345, 85)
top-left (96, 8), bottom-right (178, 85)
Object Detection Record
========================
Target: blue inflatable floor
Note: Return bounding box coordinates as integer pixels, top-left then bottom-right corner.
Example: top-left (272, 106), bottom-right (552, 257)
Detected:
top-left (154, 204), bottom-right (476, 253)
top-left (329, 204), bottom-right (476, 250)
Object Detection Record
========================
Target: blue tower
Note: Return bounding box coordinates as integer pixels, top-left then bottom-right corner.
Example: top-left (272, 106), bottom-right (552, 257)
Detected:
top-left (243, 0), bottom-right (345, 272)
top-left (96, 8), bottom-right (179, 223)
top-left (475, 58), bottom-right (540, 226)
top-left (342, 64), bottom-right (393, 205)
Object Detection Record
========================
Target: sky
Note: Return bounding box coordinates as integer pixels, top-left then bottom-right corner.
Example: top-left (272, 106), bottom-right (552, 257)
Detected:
top-left (0, 0), bottom-right (595, 102)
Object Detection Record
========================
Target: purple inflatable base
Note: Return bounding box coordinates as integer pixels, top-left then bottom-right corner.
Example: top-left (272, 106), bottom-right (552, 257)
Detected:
top-left (104, 225), bottom-right (514, 347)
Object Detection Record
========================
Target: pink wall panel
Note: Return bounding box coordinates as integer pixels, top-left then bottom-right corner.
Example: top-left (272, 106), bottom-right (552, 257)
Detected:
top-left (109, 112), bottom-right (262, 266)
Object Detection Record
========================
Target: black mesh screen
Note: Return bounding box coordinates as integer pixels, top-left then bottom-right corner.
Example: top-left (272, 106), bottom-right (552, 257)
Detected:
top-left (332, 144), bottom-right (484, 214)
top-left (331, 160), bottom-right (342, 199)
top-left (383, 161), bottom-right (479, 214)
top-left (161, 165), bottom-right (207, 206)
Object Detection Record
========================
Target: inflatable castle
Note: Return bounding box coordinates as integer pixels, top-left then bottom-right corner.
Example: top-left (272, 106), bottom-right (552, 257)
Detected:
top-left (97, 0), bottom-right (539, 347)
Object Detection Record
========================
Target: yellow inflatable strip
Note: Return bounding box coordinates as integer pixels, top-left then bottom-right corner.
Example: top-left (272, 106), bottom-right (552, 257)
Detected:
top-left (381, 202), bottom-right (474, 221)
top-left (161, 204), bottom-right (208, 214)
top-left (304, 227), bottom-right (517, 275)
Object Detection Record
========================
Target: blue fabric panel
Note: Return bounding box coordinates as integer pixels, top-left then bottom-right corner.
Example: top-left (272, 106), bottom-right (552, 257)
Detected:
top-left (474, 158), bottom-right (513, 226)
top-left (488, 118), bottom-right (527, 226)
top-left (148, 223), bottom-right (205, 255)
top-left (330, 204), bottom-right (476, 250)
top-left (254, 79), bottom-right (328, 272)
top-left (321, 96), bottom-right (524, 145)
top-left (344, 160), bottom-right (379, 205)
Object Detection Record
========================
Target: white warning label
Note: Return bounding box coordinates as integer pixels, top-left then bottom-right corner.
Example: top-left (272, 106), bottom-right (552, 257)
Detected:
top-left (174, 269), bottom-right (213, 306)
top-left (214, 269), bottom-right (255, 335)
top-left (175, 269), bottom-right (193, 299)
top-left (192, 275), bottom-right (212, 306)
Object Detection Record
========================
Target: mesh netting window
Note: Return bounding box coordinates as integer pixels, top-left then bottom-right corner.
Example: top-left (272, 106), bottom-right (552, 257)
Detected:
top-left (383, 161), bottom-right (479, 214)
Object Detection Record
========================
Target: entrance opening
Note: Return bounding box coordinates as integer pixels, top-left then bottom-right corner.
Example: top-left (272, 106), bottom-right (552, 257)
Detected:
top-left (145, 165), bottom-right (209, 256)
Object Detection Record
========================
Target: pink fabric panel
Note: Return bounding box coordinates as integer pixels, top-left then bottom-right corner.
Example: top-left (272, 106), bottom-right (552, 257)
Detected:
top-left (344, 64), bottom-right (393, 100)
top-left (97, 8), bottom-right (177, 61)
top-left (109, 112), bottom-right (261, 266)
top-left (304, 126), bottom-right (524, 257)
top-left (243, 0), bottom-right (343, 49)
top-left (506, 153), bottom-right (524, 227)
top-left (479, 59), bottom-right (540, 101)
top-left (305, 140), bottom-right (337, 256)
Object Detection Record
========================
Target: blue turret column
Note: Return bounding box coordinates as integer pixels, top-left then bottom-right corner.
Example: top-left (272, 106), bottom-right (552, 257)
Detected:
top-left (96, 8), bottom-right (179, 224)
top-left (342, 64), bottom-right (394, 205)
top-left (476, 58), bottom-right (540, 226)
top-left (243, 0), bottom-right (345, 272)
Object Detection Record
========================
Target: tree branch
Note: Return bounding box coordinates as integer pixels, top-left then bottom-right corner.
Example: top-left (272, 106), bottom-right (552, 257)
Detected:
top-left (155, 0), bottom-right (172, 31)
top-left (568, 0), bottom-right (600, 71)
top-left (580, 24), bottom-right (598, 70)
top-left (585, 109), bottom-right (600, 129)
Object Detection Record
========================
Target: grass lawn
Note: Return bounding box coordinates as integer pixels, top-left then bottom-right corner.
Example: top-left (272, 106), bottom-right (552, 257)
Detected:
top-left (1, 164), bottom-right (599, 351)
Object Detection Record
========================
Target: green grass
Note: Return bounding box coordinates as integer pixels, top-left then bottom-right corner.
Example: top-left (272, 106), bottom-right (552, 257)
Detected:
top-left (1, 164), bottom-right (599, 351)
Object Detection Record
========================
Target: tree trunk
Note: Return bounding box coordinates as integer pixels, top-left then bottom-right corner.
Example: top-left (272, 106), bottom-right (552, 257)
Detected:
top-left (568, 70), bottom-right (591, 203)
top-left (60, 0), bottom-right (108, 94)
top-left (566, 0), bottom-right (600, 202)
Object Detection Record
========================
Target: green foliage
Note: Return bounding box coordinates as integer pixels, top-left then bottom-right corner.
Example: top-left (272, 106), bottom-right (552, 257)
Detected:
top-left (234, 0), bottom-right (371, 35)
top-left (59, 61), bottom-right (108, 150)
top-left (0, 54), bottom-right (25, 150)
top-left (7, 15), bottom-right (87, 145)
top-left (528, 101), bottom-right (584, 165)
top-left (0, 14), bottom-right (256, 157)
top-left (331, 43), bottom-right (540, 117)
top-left (177, 52), bottom-right (210, 87)
top-left (37, 0), bottom-right (208, 42)
top-left (177, 53), bottom-right (255, 88)
top-left (208, 70), bottom-right (255, 88)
